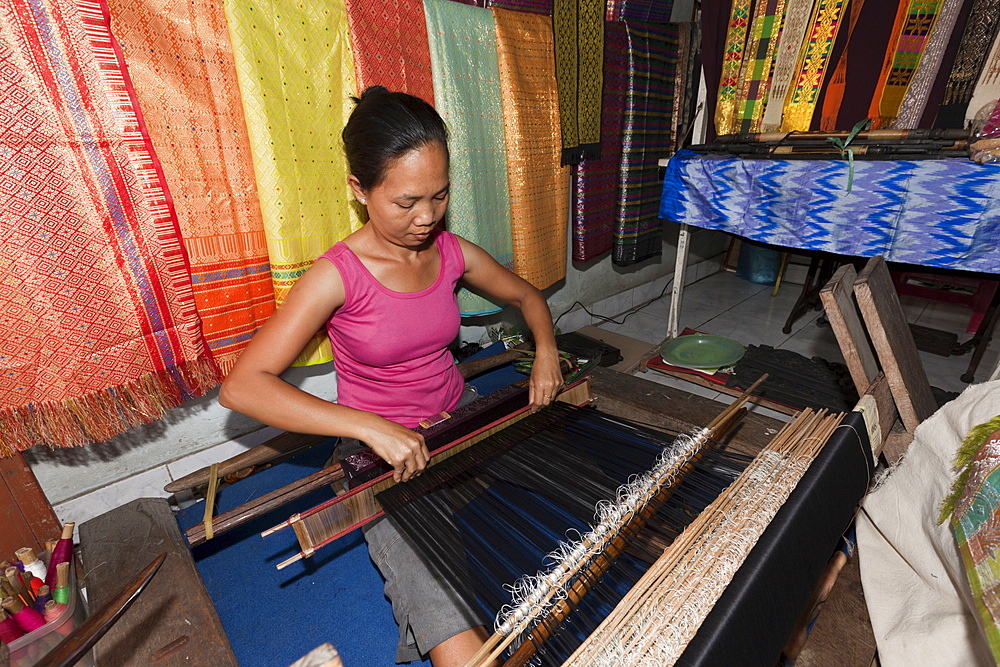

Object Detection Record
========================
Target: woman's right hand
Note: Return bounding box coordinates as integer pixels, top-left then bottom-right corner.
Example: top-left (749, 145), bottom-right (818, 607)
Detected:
top-left (360, 414), bottom-right (430, 483)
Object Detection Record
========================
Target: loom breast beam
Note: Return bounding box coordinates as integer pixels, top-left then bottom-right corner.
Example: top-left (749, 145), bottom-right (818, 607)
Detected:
top-left (166, 346), bottom-right (531, 496)
top-left (265, 377), bottom-right (596, 569)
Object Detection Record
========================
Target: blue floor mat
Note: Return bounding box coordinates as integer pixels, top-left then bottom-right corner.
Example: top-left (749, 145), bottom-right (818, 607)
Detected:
top-left (174, 343), bottom-right (521, 666)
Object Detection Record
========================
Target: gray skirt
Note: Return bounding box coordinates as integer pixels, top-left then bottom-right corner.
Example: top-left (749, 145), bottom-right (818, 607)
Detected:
top-left (335, 384), bottom-right (484, 663)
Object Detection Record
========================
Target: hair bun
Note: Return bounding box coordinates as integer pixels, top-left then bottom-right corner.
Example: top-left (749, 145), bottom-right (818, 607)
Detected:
top-left (360, 85), bottom-right (390, 100)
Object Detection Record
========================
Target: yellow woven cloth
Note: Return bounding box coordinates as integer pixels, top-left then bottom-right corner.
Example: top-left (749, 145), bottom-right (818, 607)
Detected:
top-left (780, 0), bottom-right (848, 132)
top-left (107, 0), bottom-right (275, 376)
top-left (492, 8), bottom-right (569, 290)
top-left (223, 0), bottom-right (362, 365)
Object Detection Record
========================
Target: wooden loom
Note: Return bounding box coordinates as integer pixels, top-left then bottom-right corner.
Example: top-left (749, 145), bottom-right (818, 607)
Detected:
top-left (251, 370), bottom-right (874, 666)
top-left (159, 363), bottom-right (874, 666)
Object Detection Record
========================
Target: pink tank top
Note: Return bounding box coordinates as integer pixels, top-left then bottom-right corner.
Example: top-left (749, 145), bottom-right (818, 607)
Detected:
top-left (319, 230), bottom-right (465, 428)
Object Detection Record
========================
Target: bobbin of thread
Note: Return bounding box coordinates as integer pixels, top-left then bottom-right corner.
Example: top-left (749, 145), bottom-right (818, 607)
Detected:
top-left (52, 562), bottom-right (70, 605)
top-left (33, 584), bottom-right (51, 613)
top-left (2, 595), bottom-right (44, 633)
top-left (16, 547), bottom-right (47, 583)
top-left (0, 609), bottom-right (24, 642)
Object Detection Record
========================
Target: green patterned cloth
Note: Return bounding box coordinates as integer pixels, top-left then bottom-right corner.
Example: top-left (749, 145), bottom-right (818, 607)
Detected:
top-left (424, 0), bottom-right (511, 315)
top-left (943, 415), bottom-right (1000, 663)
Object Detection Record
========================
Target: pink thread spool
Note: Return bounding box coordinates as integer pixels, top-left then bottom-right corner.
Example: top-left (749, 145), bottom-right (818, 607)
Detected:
top-left (0, 609), bottom-right (24, 642)
top-left (2, 596), bottom-right (44, 633)
top-left (43, 599), bottom-right (66, 624)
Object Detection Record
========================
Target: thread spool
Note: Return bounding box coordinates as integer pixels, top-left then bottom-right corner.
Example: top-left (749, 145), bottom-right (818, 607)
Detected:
top-left (45, 523), bottom-right (74, 591)
top-left (52, 563), bottom-right (69, 605)
top-left (2, 596), bottom-right (44, 633)
top-left (15, 548), bottom-right (46, 583)
top-left (4, 568), bottom-right (31, 605)
top-left (33, 585), bottom-right (51, 613)
top-left (0, 609), bottom-right (24, 643)
top-left (42, 599), bottom-right (65, 624)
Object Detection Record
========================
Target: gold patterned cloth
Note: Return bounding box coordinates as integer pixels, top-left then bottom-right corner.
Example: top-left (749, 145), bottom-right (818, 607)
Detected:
top-left (493, 8), bottom-right (569, 290)
top-left (424, 0), bottom-right (511, 315)
top-left (107, 0), bottom-right (275, 376)
top-left (553, 0), bottom-right (605, 164)
top-left (715, 0), bottom-right (753, 136)
top-left (223, 0), bottom-right (362, 365)
top-left (780, 0), bottom-right (849, 131)
top-left (760, 0), bottom-right (813, 131)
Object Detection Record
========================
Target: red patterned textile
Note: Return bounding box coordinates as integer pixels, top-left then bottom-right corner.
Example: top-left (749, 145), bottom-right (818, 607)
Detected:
top-left (106, 0), bottom-right (276, 376)
top-left (346, 0), bottom-right (436, 103)
top-left (0, 0), bottom-right (219, 452)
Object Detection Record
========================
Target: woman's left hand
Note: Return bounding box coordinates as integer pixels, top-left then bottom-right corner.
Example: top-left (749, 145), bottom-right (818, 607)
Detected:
top-left (528, 347), bottom-right (564, 412)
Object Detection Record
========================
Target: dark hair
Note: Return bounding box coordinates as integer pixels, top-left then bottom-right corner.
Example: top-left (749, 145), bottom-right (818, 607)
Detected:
top-left (342, 86), bottom-right (449, 190)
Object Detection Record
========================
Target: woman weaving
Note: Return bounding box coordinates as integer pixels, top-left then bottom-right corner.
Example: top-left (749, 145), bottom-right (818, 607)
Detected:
top-left (220, 86), bottom-right (563, 666)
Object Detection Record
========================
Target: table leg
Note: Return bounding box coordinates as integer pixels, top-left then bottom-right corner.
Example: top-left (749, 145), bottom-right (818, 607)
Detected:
top-left (667, 223), bottom-right (690, 340)
top-left (961, 284), bottom-right (1000, 383)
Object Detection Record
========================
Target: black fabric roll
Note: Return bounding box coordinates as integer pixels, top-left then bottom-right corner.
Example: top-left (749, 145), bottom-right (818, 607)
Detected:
top-left (676, 410), bottom-right (873, 667)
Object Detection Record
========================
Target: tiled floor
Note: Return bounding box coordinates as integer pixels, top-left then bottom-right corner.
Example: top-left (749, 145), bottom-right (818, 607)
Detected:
top-left (592, 271), bottom-right (1000, 420)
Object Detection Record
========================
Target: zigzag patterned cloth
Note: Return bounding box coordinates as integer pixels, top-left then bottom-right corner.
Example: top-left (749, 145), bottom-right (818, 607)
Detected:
top-left (0, 0), bottom-right (219, 452)
top-left (106, 0), bottom-right (275, 376)
top-left (661, 151), bottom-right (1000, 274)
top-left (424, 0), bottom-right (511, 315)
top-left (346, 0), bottom-right (436, 104)
top-left (224, 0), bottom-right (362, 365)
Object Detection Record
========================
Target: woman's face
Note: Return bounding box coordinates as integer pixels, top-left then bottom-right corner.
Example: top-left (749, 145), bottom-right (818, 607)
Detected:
top-left (351, 142), bottom-right (450, 249)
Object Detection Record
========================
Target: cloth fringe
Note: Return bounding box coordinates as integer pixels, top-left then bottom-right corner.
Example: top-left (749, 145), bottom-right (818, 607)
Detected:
top-left (0, 356), bottom-right (221, 455)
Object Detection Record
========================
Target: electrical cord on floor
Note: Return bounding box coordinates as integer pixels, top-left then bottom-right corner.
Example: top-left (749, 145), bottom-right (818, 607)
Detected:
top-left (553, 276), bottom-right (676, 330)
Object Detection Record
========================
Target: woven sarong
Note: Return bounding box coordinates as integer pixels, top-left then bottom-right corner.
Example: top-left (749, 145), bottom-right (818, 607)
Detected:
top-left (107, 0), bottom-right (275, 376)
top-left (0, 0), bottom-right (220, 452)
top-left (345, 0), bottom-right (435, 104)
top-left (424, 0), bottom-right (511, 315)
top-left (553, 0), bottom-right (604, 164)
top-left (894, 0), bottom-right (965, 128)
top-left (760, 0), bottom-right (813, 131)
top-left (735, 0), bottom-right (788, 133)
top-left (781, 0), bottom-right (849, 131)
top-left (616, 21), bottom-right (677, 266)
top-left (493, 8), bottom-right (569, 289)
top-left (612, 0), bottom-right (675, 22)
top-left (818, 0), bottom-right (866, 130)
top-left (938, 0), bottom-right (1000, 128)
top-left (224, 0), bottom-right (361, 365)
top-left (714, 0), bottom-right (753, 136)
top-left (572, 21), bottom-right (629, 262)
top-left (870, 0), bottom-right (945, 128)
top-left (920, 0), bottom-right (977, 127)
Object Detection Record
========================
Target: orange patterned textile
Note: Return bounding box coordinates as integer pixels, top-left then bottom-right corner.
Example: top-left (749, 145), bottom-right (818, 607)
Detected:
top-left (0, 0), bottom-right (219, 452)
top-left (106, 0), bottom-right (276, 375)
top-left (346, 0), bottom-right (435, 104)
top-left (492, 8), bottom-right (569, 290)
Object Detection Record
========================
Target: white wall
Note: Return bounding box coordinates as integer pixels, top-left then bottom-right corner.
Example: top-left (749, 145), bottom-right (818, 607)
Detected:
top-left (24, 224), bottom-right (728, 519)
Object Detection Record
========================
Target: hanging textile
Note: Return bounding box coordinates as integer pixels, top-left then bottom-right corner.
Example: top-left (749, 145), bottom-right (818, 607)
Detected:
top-left (424, 0), bottom-right (511, 316)
top-left (780, 0), bottom-right (849, 132)
top-left (920, 0), bottom-right (976, 126)
top-left (490, 0), bottom-right (552, 15)
top-left (613, 0), bottom-right (675, 22)
top-left (734, 0), bottom-right (788, 133)
top-left (829, 0), bottom-right (905, 130)
top-left (818, 0), bottom-right (867, 130)
top-left (107, 0), bottom-right (275, 376)
top-left (966, 28), bottom-right (1000, 126)
top-left (493, 8), bottom-right (569, 289)
top-left (223, 0), bottom-right (360, 366)
top-left (759, 0), bottom-right (813, 131)
top-left (553, 0), bottom-right (605, 164)
top-left (714, 0), bottom-right (753, 136)
top-left (894, 0), bottom-right (966, 128)
top-left (938, 0), bottom-right (1000, 128)
top-left (673, 22), bottom-right (699, 150)
top-left (615, 21), bottom-right (678, 266)
top-left (572, 21), bottom-right (629, 262)
top-left (0, 0), bottom-right (220, 452)
top-left (869, 0), bottom-right (945, 128)
top-left (345, 0), bottom-right (435, 104)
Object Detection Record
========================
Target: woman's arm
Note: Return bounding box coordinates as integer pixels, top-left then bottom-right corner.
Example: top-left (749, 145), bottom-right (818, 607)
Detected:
top-left (455, 237), bottom-right (563, 411)
top-left (219, 259), bottom-right (429, 482)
